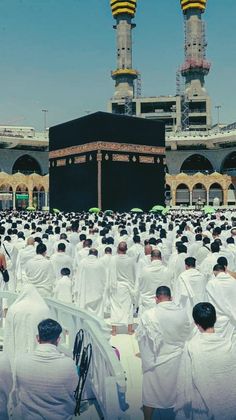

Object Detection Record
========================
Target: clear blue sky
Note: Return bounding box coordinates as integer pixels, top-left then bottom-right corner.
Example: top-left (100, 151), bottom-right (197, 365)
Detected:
top-left (0, 0), bottom-right (235, 130)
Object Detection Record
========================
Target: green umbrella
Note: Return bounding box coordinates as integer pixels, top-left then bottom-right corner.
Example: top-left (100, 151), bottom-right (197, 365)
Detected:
top-left (53, 208), bottom-right (60, 214)
top-left (26, 206), bottom-right (36, 212)
top-left (89, 207), bottom-right (101, 213)
top-left (203, 205), bottom-right (215, 214)
top-left (152, 205), bottom-right (165, 212)
top-left (162, 206), bottom-right (170, 215)
top-left (104, 209), bottom-right (114, 216)
top-left (130, 208), bottom-right (143, 213)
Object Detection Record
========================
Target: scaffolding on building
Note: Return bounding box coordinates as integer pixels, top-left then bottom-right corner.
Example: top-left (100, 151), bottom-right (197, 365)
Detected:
top-left (176, 67), bottom-right (190, 131)
top-left (135, 72), bottom-right (142, 98)
top-left (124, 97), bottom-right (133, 116)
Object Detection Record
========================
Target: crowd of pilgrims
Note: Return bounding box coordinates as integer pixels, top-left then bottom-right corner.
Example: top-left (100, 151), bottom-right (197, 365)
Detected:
top-left (1, 208), bottom-right (236, 419)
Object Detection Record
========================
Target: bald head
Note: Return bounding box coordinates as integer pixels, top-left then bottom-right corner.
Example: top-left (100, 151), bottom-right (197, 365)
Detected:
top-left (27, 237), bottom-right (35, 246)
top-left (151, 249), bottom-right (162, 261)
top-left (117, 241), bottom-right (127, 254)
top-left (89, 248), bottom-right (98, 257)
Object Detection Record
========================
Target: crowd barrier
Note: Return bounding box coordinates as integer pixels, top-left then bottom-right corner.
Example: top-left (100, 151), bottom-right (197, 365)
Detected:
top-left (0, 291), bottom-right (129, 420)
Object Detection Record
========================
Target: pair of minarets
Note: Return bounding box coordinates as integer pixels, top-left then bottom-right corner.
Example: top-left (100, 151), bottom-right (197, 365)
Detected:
top-left (110, 0), bottom-right (210, 100)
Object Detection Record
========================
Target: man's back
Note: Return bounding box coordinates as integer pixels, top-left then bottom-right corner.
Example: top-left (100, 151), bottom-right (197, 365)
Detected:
top-left (14, 344), bottom-right (78, 420)
top-left (137, 300), bottom-right (191, 410)
top-left (176, 333), bottom-right (236, 420)
top-left (139, 261), bottom-right (171, 313)
top-left (174, 268), bottom-right (207, 318)
top-left (207, 272), bottom-right (236, 337)
top-left (4, 284), bottom-right (51, 365)
top-left (25, 254), bottom-right (53, 297)
top-left (50, 252), bottom-right (73, 280)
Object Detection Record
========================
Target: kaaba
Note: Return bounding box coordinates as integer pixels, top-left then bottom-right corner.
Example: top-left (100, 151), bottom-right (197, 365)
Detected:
top-left (49, 112), bottom-right (165, 212)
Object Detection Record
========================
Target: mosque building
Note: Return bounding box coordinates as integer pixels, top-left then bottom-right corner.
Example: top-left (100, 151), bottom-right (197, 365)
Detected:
top-left (0, 0), bottom-right (235, 210)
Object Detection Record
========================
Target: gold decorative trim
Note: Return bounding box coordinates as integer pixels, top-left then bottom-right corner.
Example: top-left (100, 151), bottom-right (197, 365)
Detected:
top-left (57, 158), bottom-right (66, 167)
top-left (139, 156), bottom-right (154, 164)
top-left (112, 154), bottom-right (129, 162)
top-left (74, 155), bottom-right (86, 164)
top-left (49, 141), bottom-right (165, 159)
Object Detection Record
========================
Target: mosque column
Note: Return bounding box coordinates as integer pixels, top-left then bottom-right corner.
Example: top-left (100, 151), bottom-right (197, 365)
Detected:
top-left (206, 189), bottom-right (209, 205)
top-left (223, 188), bottom-right (228, 206)
top-left (45, 191), bottom-right (48, 207)
top-left (12, 189), bottom-right (16, 210)
top-left (172, 188), bottom-right (176, 206)
top-left (189, 189), bottom-right (193, 206)
top-left (28, 190), bottom-right (33, 207)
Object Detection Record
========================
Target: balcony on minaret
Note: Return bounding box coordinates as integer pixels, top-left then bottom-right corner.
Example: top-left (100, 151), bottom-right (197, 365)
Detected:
top-left (110, 0), bottom-right (137, 18)
top-left (180, 0), bottom-right (207, 13)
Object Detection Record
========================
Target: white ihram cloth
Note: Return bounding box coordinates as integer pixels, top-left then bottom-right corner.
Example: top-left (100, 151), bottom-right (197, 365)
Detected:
top-left (110, 254), bottom-right (136, 326)
top-left (25, 254), bottom-right (54, 297)
top-left (2, 241), bottom-right (18, 293)
top-left (75, 255), bottom-right (106, 318)
top-left (206, 272), bottom-right (236, 338)
top-left (174, 268), bottom-right (207, 319)
top-left (3, 284), bottom-right (51, 366)
top-left (15, 244), bottom-right (36, 287)
top-left (100, 253), bottom-right (114, 310)
top-left (175, 333), bottom-right (236, 420)
top-left (53, 275), bottom-right (73, 303)
top-left (138, 260), bottom-right (171, 314)
top-left (0, 353), bottom-right (12, 420)
top-left (199, 252), bottom-right (220, 281)
top-left (168, 253), bottom-right (188, 285)
top-left (13, 343), bottom-right (78, 420)
top-left (50, 252), bottom-right (73, 281)
top-left (136, 301), bottom-right (191, 409)
top-left (195, 245), bottom-right (210, 265)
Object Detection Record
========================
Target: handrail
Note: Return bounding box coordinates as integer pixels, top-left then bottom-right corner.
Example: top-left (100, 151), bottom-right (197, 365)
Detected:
top-left (0, 292), bottom-right (128, 420)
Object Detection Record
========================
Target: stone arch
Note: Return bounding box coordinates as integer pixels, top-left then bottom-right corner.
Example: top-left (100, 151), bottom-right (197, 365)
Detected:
top-left (209, 183), bottom-right (223, 205)
top-left (180, 154), bottom-right (214, 174)
top-left (32, 184), bottom-right (46, 209)
top-left (221, 152), bottom-right (236, 175)
top-left (0, 183), bottom-right (13, 210)
top-left (12, 154), bottom-right (42, 175)
top-left (15, 184), bottom-right (29, 210)
top-left (176, 183), bottom-right (190, 205)
top-left (192, 183), bottom-right (207, 204)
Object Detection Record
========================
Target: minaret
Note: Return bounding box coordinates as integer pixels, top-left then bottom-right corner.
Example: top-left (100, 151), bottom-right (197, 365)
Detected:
top-left (110, 0), bottom-right (138, 100)
top-left (180, 0), bottom-right (211, 98)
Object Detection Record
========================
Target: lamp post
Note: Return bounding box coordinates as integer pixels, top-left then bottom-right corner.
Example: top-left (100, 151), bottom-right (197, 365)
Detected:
top-left (42, 109), bottom-right (48, 132)
top-left (215, 105), bottom-right (221, 130)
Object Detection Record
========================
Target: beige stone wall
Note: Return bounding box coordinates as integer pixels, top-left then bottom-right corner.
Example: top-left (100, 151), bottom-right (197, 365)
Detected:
top-left (0, 171), bottom-right (49, 208)
top-left (166, 172), bottom-right (236, 206)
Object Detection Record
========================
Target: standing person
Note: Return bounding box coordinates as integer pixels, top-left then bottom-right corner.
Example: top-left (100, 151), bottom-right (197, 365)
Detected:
top-left (174, 257), bottom-right (207, 320)
top-left (50, 242), bottom-right (73, 282)
top-left (75, 248), bottom-right (107, 318)
top-left (110, 242), bottom-right (136, 335)
top-left (15, 237), bottom-right (36, 290)
top-left (136, 286), bottom-right (191, 420)
top-left (175, 302), bottom-right (236, 420)
top-left (53, 267), bottom-right (73, 303)
top-left (199, 242), bottom-right (220, 281)
top-left (2, 236), bottom-right (18, 292)
top-left (138, 249), bottom-right (171, 315)
top-left (13, 319), bottom-right (78, 420)
top-left (206, 263), bottom-right (236, 338)
top-left (25, 243), bottom-right (54, 297)
top-left (3, 284), bottom-right (50, 365)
